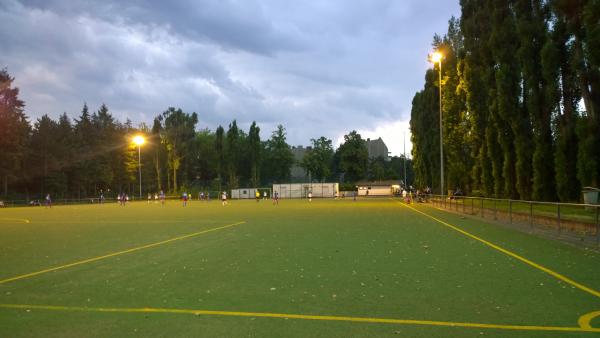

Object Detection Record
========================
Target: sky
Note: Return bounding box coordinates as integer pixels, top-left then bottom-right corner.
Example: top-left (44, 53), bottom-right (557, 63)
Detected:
top-left (0, 0), bottom-right (460, 157)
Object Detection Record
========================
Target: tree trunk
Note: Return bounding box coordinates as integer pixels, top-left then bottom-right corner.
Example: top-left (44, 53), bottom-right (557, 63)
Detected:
top-left (173, 162), bottom-right (177, 193)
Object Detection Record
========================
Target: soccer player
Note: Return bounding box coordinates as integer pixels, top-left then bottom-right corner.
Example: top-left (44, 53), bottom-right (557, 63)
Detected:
top-left (308, 191), bottom-right (312, 202)
top-left (45, 193), bottom-right (52, 208)
top-left (159, 190), bottom-right (165, 206)
top-left (255, 190), bottom-right (260, 202)
top-left (147, 193), bottom-right (152, 204)
top-left (221, 191), bottom-right (227, 206)
top-left (182, 192), bottom-right (188, 207)
top-left (273, 191), bottom-right (279, 205)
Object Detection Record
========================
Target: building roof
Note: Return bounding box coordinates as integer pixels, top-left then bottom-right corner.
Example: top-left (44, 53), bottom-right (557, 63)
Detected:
top-left (355, 180), bottom-right (401, 187)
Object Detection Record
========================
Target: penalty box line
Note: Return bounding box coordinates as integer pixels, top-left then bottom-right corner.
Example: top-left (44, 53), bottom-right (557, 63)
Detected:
top-left (0, 303), bottom-right (599, 333)
top-left (0, 221), bottom-right (246, 285)
top-left (396, 201), bottom-right (600, 299)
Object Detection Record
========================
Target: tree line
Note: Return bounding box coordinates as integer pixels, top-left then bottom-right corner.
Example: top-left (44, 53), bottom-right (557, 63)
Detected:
top-left (410, 0), bottom-right (599, 202)
top-left (0, 69), bottom-right (413, 199)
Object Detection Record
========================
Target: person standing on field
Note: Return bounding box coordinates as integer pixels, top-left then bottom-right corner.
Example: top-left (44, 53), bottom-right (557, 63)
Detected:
top-left (255, 190), bottom-right (260, 202)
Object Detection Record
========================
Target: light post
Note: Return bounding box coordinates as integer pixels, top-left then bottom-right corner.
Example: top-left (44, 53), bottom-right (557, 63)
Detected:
top-left (132, 135), bottom-right (145, 199)
top-left (429, 51), bottom-right (444, 198)
top-left (403, 131), bottom-right (407, 190)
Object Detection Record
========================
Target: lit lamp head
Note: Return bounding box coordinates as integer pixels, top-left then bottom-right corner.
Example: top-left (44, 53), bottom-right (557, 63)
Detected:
top-left (133, 135), bottom-right (145, 146)
top-left (429, 51), bottom-right (443, 64)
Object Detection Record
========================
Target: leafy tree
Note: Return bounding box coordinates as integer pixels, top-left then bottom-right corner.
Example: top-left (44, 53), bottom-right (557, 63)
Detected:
top-left (337, 130), bottom-right (368, 182)
top-left (516, 0), bottom-right (553, 201)
top-left (300, 136), bottom-right (334, 182)
top-left (0, 69), bottom-right (29, 197)
top-left (460, 0), bottom-right (495, 196)
top-left (263, 125), bottom-right (294, 182)
top-left (410, 70), bottom-right (440, 191)
top-left (369, 157), bottom-right (386, 182)
top-left (72, 103), bottom-right (96, 197)
top-left (29, 115), bottom-right (63, 195)
top-left (194, 128), bottom-right (217, 183)
top-left (543, 15), bottom-right (580, 201)
top-left (215, 125), bottom-right (225, 190)
top-left (159, 107), bottom-right (198, 192)
top-left (151, 118), bottom-right (165, 191)
top-left (247, 121), bottom-right (261, 187)
top-left (225, 120), bottom-right (240, 188)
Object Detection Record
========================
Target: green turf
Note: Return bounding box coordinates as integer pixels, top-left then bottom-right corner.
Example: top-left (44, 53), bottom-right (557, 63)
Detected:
top-left (0, 199), bottom-right (599, 337)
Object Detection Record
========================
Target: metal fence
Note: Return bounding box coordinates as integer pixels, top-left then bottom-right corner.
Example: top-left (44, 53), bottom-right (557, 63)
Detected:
top-left (426, 195), bottom-right (600, 246)
top-left (0, 194), bottom-right (211, 208)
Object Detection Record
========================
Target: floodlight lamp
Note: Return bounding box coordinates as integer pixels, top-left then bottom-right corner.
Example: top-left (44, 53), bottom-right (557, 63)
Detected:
top-left (430, 51), bottom-right (443, 64)
top-left (133, 135), bottom-right (145, 146)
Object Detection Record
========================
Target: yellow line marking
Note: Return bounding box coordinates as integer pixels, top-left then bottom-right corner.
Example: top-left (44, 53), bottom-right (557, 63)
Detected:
top-left (0, 218), bottom-right (30, 224)
top-left (0, 221), bottom-right (246, 285)
top-left (396, 202), bottom-right (600, 299)
top-left (579, 310), bottom-right (600, 329)
top-left (0, 304), bottom-right (598, 333)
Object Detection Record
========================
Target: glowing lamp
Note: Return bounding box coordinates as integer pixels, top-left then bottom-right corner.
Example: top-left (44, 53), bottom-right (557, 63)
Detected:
top-left (133, 135), bottom-right (145, 146)
top-left (430, 51), bottom-right (443, 64)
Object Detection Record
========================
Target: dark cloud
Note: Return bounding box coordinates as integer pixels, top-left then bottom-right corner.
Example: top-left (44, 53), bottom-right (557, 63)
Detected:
top-left (1, 0), bottom-right (459, 155)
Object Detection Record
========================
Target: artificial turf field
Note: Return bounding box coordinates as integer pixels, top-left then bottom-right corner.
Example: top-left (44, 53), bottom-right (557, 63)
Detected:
top-left (0, 198), bottom-right (599, 337)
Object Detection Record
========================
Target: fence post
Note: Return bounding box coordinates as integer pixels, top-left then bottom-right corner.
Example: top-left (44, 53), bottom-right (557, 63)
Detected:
top-left (481, 198), bottom-right (484, 218)
top-left (462, 198), bottom-right (466, 214)
top-left (509, 200), bottom-right (512, 224)
top-left (557, 203), bottom-right (561, 235)
top-left (471, 198), bottom-right (474, 215)
top-left (596, 206), bottom-right (599, 246)
top-left (529, 202), bottom-right (533, 229)
top-left (494, 199), bottom-right (497, 220)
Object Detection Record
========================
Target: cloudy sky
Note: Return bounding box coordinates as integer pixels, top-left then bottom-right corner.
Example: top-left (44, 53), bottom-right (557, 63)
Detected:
top-left (1, 0), bottom-right (460, 156)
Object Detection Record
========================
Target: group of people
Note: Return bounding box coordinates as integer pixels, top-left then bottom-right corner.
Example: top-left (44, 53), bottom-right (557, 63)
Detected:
top-left (117, 193), bottom-right (130, 206)
top-left (254, 190), bottom-right (269, 202)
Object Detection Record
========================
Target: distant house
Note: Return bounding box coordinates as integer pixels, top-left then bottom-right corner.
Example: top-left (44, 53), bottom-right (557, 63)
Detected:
top-left (290, 145), bottom-right (311, 182)
top-left (366, 137), bottom-right (389, 160)
top-left (355, 180), bottom-right (401, 196)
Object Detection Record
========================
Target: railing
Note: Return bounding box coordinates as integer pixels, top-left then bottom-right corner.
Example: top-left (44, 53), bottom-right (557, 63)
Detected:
top-left (0, 195), bottom-right (191, 208)
top-left (426, 195), bottom-right (600, 246)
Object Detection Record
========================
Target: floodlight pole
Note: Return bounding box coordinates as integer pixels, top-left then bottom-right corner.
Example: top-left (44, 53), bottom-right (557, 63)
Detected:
top-left (403, 132), bottom-right (407, 189)
top-left (438, 58), bottom-right (444, 198)
top-left (137, 144), bottom-right (142, 199)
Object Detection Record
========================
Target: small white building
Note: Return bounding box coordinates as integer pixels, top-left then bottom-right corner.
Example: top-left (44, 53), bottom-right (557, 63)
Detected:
top-left (231, 188), bottom-right (256, 199)
top-left (231, 188), bottom-right (271, 199)
top-left (272, 183), bottom-right (339, 199)
top-left (355, 181), bottom-right (401, 196)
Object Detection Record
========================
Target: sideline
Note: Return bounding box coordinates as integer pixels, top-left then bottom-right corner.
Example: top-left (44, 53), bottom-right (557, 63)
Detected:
top-left (0, 221), bottom-right (246, 284)
top-left (395, 201), bottom-right (600, 299)
top-left (0, 303), bottom-right (598, 333)
top-left (0, 218), bottom-right (30, 224)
